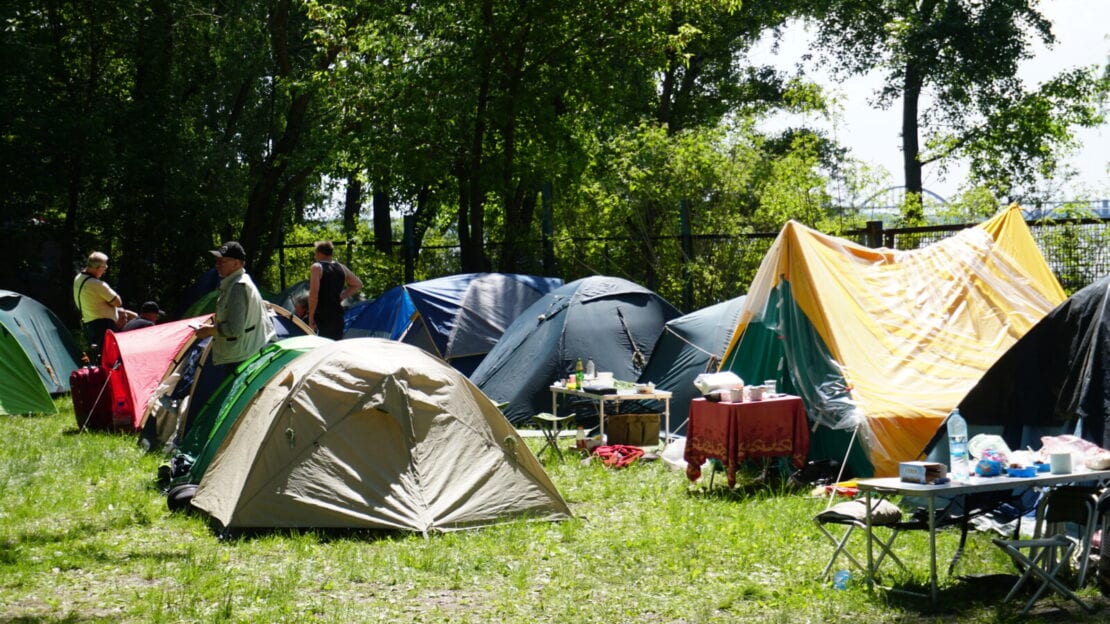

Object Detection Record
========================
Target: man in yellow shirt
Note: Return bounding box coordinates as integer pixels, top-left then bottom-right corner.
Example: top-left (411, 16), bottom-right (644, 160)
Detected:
top-left (73, 251), bottom-right (135, 356)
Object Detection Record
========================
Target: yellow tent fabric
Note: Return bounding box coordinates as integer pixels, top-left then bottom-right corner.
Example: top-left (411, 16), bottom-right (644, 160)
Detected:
top-left (722, 205), bottom-right (1065, 476)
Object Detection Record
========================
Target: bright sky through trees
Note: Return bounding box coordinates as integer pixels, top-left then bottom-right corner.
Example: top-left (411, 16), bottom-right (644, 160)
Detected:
top-left (752, 0), bottom-right (1109, 202)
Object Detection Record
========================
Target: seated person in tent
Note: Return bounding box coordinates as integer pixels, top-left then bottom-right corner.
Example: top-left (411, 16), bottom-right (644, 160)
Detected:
top-left (121, 300), bottom-right (164, 331)
top-left (308, 240), bottom-right (363, 340)
top-left (193, 241), bottom-right (276, 369)
top-left (293, 294), bottom-right (309, 323)
top-left (73, 251), bottom-right (136, 357)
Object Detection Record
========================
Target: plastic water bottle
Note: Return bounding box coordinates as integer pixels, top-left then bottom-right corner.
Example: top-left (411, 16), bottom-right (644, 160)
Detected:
top-left (947, 408), bottom-right (969, 482)
top-left (833, 569), bottom-right (850, 590)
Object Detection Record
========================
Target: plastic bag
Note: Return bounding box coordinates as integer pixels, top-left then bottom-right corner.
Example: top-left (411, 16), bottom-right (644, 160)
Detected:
top-left (1040, 434), bottom-right (1104, 469)
top-left (967, 433), bottom-right (1011, 462)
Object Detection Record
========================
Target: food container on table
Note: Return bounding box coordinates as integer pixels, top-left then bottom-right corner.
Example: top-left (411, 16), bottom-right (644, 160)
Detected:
top-left (1007, 466), bottom-right (1036, 478)
top-left (719, 388), bottom-right (744, 402)
top-left (975, 459), bottom-right (1002, 477)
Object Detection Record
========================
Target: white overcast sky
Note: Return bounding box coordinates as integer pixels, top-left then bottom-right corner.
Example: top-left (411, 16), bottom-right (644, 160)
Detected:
top-left (750, 0), bottom-right (1110, 202)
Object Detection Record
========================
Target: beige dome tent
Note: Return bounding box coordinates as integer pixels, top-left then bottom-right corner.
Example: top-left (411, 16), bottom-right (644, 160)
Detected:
top-left (191, 338), bottom-right (571, 533)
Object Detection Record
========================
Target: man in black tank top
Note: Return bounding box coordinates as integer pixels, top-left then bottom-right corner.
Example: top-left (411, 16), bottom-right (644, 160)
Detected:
top-left (308, 240), bottom-right (364, 339)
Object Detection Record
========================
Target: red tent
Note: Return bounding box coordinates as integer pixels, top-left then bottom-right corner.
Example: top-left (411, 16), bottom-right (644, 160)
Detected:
top-left (100, 316), bottom-right (211, 431)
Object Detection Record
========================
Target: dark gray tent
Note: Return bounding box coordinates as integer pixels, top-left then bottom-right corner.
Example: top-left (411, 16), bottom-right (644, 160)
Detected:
top-left (955, 275), bottom-right (1110, 449)
top-left (470, 276), bottom-right (680, 425)
top-left (638, 296), bottom-right (745, 436)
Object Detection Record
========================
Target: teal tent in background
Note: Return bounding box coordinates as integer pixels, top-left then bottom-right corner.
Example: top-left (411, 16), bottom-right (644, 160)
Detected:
top-left (637, 296), bottom-right (746, 436)
top-left (0, 290), bottom-right (81, 415)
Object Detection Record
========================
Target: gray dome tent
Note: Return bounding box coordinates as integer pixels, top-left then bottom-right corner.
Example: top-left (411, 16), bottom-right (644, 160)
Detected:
top-left (637, 295), bottom-right (746, 436)
top-left (191, 338), bottom-right (571, 533)
top-left (469, 276), bottom-right (681, 426)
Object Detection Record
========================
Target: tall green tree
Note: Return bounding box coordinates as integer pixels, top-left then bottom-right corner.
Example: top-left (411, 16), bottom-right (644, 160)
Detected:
top-left (314, 0), bottom-right (816, 277)
top-left (806, 0), bottom-right (1109, 220)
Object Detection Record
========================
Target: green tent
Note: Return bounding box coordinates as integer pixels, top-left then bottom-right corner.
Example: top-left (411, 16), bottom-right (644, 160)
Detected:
top-left (0, 290), bottom-right (82, 415)
top-left (184, 286), bottom-right (279, 318)
top-left (171, 334), bottom-right (331, 485)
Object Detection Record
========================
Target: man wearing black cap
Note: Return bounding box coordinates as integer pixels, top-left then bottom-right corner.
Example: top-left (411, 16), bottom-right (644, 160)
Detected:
top-left (121, 301), bottom-right (164, 331)
top-left (193, 241), bottom-right (276, 367)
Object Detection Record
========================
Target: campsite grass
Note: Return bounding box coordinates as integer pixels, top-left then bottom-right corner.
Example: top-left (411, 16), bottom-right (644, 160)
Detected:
top-left (3, 399), bottom-right (1109, 623)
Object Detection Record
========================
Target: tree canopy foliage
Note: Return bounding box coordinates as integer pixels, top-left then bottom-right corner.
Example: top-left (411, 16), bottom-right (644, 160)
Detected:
top-left (805, 0), bottom-right (1109, 221)
top-left (0, 0), bottom-right (1104, 327)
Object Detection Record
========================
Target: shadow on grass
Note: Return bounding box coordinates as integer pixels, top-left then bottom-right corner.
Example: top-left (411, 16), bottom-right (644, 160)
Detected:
top-left (60, 427), bottom-right (130, 438)
top-left (875, 572), bottom-right (1110, 621)
top-left (0, 616), bottom-right (109, 623)
top-left (211, 524), bottom-right (411, 545)
top-left (686, 463), bottom-right (804, 501)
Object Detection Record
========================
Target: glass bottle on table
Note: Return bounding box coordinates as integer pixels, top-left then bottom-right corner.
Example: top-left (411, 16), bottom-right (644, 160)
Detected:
top-left (575, 358), bottom-right (585, 390)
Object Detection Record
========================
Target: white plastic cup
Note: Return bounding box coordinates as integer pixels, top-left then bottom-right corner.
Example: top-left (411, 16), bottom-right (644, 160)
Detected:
top-left (1050, 452), bottom-right (1072, 474)
top-left (749, 385), bottom-right (764, 401)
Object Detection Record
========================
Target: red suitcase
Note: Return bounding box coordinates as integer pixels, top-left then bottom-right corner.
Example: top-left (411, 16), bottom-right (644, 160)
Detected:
top-left (70, 366), bottom-right (115, 431)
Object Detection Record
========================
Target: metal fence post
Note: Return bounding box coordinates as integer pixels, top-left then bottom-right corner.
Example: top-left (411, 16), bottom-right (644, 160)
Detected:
top-left (403, 214), bottom-right (415, 284)
top-left (681, 200), bottom-right (693, 312)
top-left (542, 182), bottom-right (554, 275)
top-left (865, 221), bottom-right (884, 248)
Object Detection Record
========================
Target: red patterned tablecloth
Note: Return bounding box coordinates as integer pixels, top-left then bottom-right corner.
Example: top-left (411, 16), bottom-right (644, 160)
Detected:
top-left (684, 396), bottom-right (809, 487)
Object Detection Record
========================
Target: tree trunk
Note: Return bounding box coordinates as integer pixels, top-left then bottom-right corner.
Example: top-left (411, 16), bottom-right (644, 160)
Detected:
top-left (343, 175), bottom-right (361, 240)
top-left (458, 0), bottom-right (494, 273)
top-left (372, 187), bottom-right (392, 254)
top-left (901, 59), bottom-right (925, 222)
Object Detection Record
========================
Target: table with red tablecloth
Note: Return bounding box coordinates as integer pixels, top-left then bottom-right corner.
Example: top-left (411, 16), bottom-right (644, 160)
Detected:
top-left (684, 395), bottom-right (809, 487)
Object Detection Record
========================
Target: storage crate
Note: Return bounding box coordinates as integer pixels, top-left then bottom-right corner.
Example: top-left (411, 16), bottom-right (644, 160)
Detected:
top-left (607, 413), bottom-right (660, 446)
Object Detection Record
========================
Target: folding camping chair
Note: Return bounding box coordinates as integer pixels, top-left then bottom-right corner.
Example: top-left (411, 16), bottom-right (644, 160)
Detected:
top-left (815, 492), bottom-right (1012, 585)
top-left (993, 535), bottom-right (1093, 614)
top-left (531, 412), bottom-right (576, 461)
top-left (815, 498), bottom-right (907, 581)
top-left (992, 486), bottom-right (1101, 614)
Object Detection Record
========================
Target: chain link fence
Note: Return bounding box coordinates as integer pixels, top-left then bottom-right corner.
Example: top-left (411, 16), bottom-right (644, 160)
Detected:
top-left (315, 217), bottom-right (1109, 312)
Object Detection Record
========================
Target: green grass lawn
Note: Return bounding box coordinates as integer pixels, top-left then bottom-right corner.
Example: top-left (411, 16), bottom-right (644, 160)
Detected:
top-left (2, 398), bottom-right (1107, 623)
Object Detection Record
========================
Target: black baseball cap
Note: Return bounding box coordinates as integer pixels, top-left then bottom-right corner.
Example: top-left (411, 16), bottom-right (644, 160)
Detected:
top-left (209, 241), bottom-right (247, 261)
top-left (140, 301), bottom-right (164, 315)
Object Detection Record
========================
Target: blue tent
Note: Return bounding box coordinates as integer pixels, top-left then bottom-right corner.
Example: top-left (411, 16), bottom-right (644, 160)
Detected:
top-left (470, 276), bottom-right (681, 426)
top-left (343, 273), bottom-right (563, 375)
top-left (638, 296), bottom-right (746, 435)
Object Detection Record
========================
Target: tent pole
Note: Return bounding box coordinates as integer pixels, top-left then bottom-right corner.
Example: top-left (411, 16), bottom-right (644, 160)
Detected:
top-left (80, 360), bottom-right (119, 432)
top-left (824, 423), bottom-right (860, 510)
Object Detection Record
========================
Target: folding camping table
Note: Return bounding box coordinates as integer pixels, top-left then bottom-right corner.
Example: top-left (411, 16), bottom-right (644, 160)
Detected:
top-left (548, 384), bottom-right (672, 446)
top-left (854, 468), bottom-right (1110, 603)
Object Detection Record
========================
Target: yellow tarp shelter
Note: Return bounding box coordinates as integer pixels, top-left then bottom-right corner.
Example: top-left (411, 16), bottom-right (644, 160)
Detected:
top-left (720, 205), bottom-right (1065, 476)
